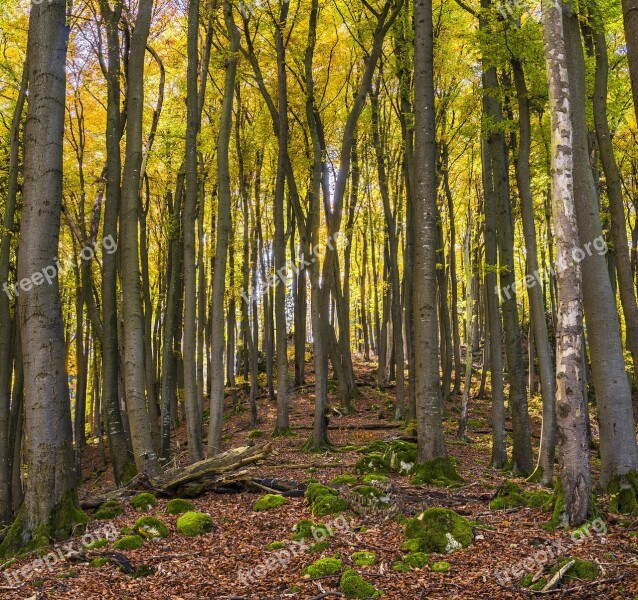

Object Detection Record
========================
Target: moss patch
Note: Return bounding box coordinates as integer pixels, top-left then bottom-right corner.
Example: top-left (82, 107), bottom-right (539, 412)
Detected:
top-left (133, 516), bottom-right (169, 539)
top-left (354, 453), bottom-right (391, 475)
top-left (85, 537), bottom-right (109, 550)
top-left (489, 481), bottom-right (552, 510)
top-left (409, 457), bottom-right (462, 487)
top-left (608, 471), bottom-right (638, 515)
top-left (267, 541), bottom-right (286, 550)
top-left (165, 499), bottom-right (195, 515)
top-left (350, 485), bottom-right (392, 509)
top-left (304, 556), bottom-right (343, 578)
top-left (339, 568), bottom-right (379, 598)
top-left (362, 473), bottom-right (389, 485)
top-left (94, 500), bottom-right (125, 520)
top-left (131, 493), bottom-right (158, 512)
top-left (114, 535), bottom-right (144, 550)
top-left (176, 512), bottom-right (214, 536)
top-left (432, 561), bottom-right (451, 573)
top-left (305, 484), bottom-right (348, 517)
top-left (551, 557), bottom-right (599, 582)
top-left (351, 551), bottom-right (376, 566)
top-left (330, 474), bottom-right (359, 486)
top-left (89, 557), bottom-right (110, 568)
top-left (253, 494), bottom-right (287, 512)
top-left (403, 508), bottom-right (473, 554)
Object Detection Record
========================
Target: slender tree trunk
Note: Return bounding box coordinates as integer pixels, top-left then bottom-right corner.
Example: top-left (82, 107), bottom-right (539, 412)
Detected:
top-left (208, 0), bottom-right (240, 455)
top-left (119, 0), bottom-right (160, 477)
top-left (413, 0), bottom-right (446, 463)
top-left (541, 0), bottom-right (591, 525)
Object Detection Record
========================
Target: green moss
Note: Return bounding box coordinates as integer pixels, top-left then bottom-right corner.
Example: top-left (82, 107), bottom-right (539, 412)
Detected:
top-left (305, 556), bottom-right (343, 578)
top-left (292, 519), bottom-right (317, 540)
top-left (129, 564), bottom-right (155, 577)
top-left (351, 551), bottom-right (376, 566)
top-left (51, 489), bottom-right (89, 540)
top-left (404, 552), bottom-right (429, 568)
top-left (311, 494), bottom-right (349, 517)
top-left (94, 500), bottom-right (125, 520)
top-left (305, 483), bottom-right (338, 502)
top-left (248, 429), bottom-right (264, 439)
top-left (133, 516), bottom-right (169, 539)
top-left (351, 485), bottom-right (392, 509)
top-left (339, 568), bottom-right (379, 598)
top-left (392, 560), bottom-right (410, 572)
top-left (431, 561), bottom-right (451, 573)
top-left (362, 473), bottom-right (389, 484)
top-left (253, 494), bottom-right (287, 511)
top-left (330, 474), bottom-right (359, 485)
top-left (176, 512), bottom-right (214, 536)
top-left (354, 453), bottom-right (391, 475)
top-left (85, 537), bottom-right (109, 550)
top-left (165, 499), bottom-right (195, 515)
top-left (114, 535), bottom-right (144, 550)
top-left (489, 481), bottom-right (552, 510)
top-left (120, 526), bottom-right (134, 535)
top-left (608, 472), bottom-right (638, 515)
top-left (89, 557), bottom-right (110, 568)
top-left (409, 457), bottom-right (462, 486)
top-left (120, 461), bottom-right (137, 485)
top-left (131, 493), bottom-right (158, 512)
top-left (551, 557), bottom-right (599, 581)
top-left (267, 541), bottom-right (286, 550)
top-left (385, 441), bottom-right (418, 474)
top-left (308, 540), bottom-right (330, 553)
top-left (404, 508), bottom-right (474, 554)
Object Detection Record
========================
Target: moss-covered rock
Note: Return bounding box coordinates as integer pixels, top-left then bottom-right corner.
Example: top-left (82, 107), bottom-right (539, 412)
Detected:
top-left (550, 557), bottom-right (599, 582)
top-left (131, 493), bottom-right (157, 512)
top-left (431, 561), bottom-right (451, 573)
top-left (404, 552), bottom-right (429, 568)
top-left (94, 500), bottom-right (125, 520)
top-left (362, 473), bottom-right (389, 485)
top-left (133, 516), bottom-right (169, 539)
top-left (85, 538), bottom-right (109, 550)
top-left (354, 452), bottom-right (391, 475)
top-left (308, 540), bottom-right (330, 553)
top-left (409, 457), bottom-right (462, 487)
top-left (305, 483), bottom-right (338, 502)
top-left (350, 485), bottom-right (392, 509)
top-left (608, 471), bottom-right (638, 515)
top-left (267, 540), bottom-right (286, 550)
top-left (304, 556), bottom-right (343, 578)
top-left (311, 494), bottom-right (349, 517)
top-left (386, 441), bottom-right (418, 474)
top-left (489, 481), bottom-right (552, 510)
top-left (403, 508), bottom-right (473, 554)
top-left (330, 474), bottom-right (359, 486)
top-left (339, 568), bottom-right (379, 598)
top-left (165, 499), bottom-right (195, 515)
top-left (253, 493), bottom-right (287, 511)
top-left (114, 535), bottom-right (144, 550)
top-left (176, 512), bottom-right (214, 536)
top-left (351, 551), bottom-right (376, 566)
top-left (89, 557), bottom-right (110, 568)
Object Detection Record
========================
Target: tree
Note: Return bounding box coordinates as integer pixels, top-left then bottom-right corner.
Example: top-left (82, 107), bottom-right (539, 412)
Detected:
top-left (541, 0), bottom-right (591, 526)
top-left (0, 0), bottom-right (86, 555)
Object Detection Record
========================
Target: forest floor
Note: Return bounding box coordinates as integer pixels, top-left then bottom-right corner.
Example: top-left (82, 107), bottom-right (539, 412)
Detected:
top-left (2, 360), bottom-right (638, 599)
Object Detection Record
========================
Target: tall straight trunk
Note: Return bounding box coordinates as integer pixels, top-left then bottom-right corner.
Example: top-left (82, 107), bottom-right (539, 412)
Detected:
top-left (1, 0), bottom-right (82, 554)
top-left (0, 60), bottom-right (27, 524)
top-left (273, 0), bottom-right (290, 434)
top-left (161, 174), bottom-right (185, 459)
top-left (458, 217), bottom-right (474, 439)
top-left (371, 91), bottom-right (404, 418)
top-left (208, 0), bottom-right (240, 455)
top-left (563, 2), bottom-right (638, 489)
top-left (481, 134), bottom-right (507, 468)
top-left (413, 0), bottom-right (446, 462)
top-left (511, 58), bottom-right (556, 485)
top-left (621, 0), bottom-right (638, 123)
top-left (119, 0), bottom-right (160, 477)
top-left (480, 9), bottom-right (533, 473)
top-left (98, 0), bottom-right (130, 485)
top-left (585, 10), bottom-right (638, 378)
top-left (9, 326), bottom-right (24, 515)
top-left (183, 0), bottom-right (204, 462)
top-left (436, 213), bottom-right (453, 400)
top-left (541, 0), bottom-right (591, 525)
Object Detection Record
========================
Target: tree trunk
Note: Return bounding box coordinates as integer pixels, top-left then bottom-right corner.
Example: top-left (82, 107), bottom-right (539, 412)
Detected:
top-left (541, 0), bottom-right (591, 525)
